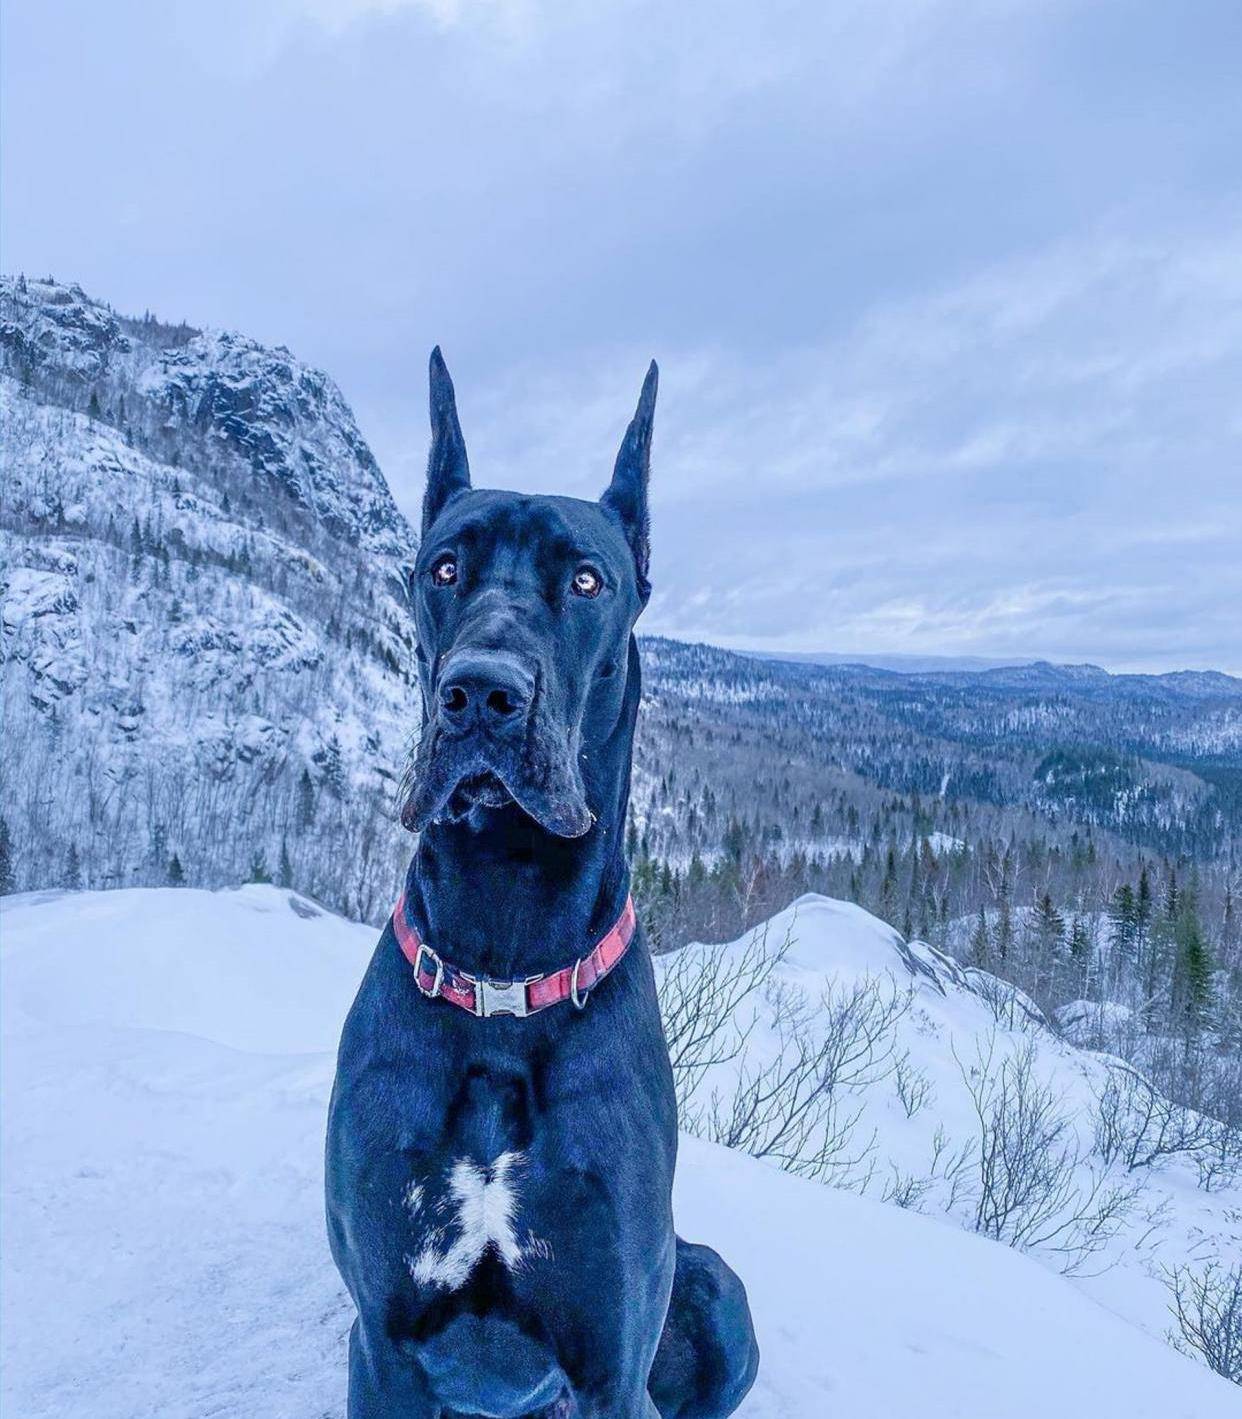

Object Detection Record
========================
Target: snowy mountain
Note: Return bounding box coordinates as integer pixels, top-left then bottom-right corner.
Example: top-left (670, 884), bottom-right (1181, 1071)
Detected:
top-left (0, 276), bottom-right (419, 921)
top-left (2, 885), bottom-right (1238, 1416)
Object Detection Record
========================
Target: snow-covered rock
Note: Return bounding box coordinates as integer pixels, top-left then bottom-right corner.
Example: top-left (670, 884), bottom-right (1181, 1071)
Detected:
top-left (2, 886), bottom-right (1238, 1417)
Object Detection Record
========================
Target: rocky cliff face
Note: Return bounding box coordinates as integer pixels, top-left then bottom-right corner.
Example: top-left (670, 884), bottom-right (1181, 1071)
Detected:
top-left (1, 276), bottom-right (419, 921)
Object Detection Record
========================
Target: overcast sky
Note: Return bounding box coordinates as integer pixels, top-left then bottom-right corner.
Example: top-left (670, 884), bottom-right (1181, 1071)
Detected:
top-left (4, 0), bottom-right (1240, 671)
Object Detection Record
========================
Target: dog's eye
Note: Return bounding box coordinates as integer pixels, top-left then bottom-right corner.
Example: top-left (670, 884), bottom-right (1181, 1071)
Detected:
top-left (430, 555), bottom-right (457, 588)
top-left (572, 566), bottom-right (602, 599)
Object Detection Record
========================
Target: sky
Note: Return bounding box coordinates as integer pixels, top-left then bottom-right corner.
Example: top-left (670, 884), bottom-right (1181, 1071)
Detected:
top-left (4, 0), bottom-right (1241, 673)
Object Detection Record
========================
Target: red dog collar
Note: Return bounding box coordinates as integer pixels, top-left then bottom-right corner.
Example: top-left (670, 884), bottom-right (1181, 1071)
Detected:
top-left (391, 893), bottom-right (636, 1018)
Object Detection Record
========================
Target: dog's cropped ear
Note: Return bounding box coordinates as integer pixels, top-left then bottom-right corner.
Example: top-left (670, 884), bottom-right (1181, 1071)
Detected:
top-left (423, 347), bottom-right (471, 533)
top-left (601, 360), bottom-right (657, 598)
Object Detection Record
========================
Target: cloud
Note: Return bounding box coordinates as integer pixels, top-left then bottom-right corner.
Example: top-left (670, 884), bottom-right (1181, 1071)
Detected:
top-left (4, 0), bottom-right (1239, 669)
top-left (435, 221), bottom-right (1241, 671)
top-left (284, 0), bottom-right (528, 37)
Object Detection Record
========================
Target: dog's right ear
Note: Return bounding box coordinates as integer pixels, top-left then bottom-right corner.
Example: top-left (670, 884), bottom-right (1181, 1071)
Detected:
top-left (423, 346), bottom-right (471, 533)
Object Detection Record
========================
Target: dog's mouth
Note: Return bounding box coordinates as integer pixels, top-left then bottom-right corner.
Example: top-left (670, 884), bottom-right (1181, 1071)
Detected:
top-left (400, 719), bottom-right (592, 839)
top-left (446, 769), bottom-right (512, 817)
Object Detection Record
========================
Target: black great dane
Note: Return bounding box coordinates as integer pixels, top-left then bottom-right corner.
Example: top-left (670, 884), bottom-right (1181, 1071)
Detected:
top-left (326, 352), bottom-right (759, 1419)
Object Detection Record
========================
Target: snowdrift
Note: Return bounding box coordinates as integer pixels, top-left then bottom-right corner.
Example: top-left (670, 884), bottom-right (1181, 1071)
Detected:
top-left (2, 886), bottom-right (1237, 1417)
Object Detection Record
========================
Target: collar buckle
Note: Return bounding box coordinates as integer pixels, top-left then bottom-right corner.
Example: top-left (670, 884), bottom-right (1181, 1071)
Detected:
top-left (412, 941), bottom-right (444, 999)
top-left (473, 974), bottom-right (539, 1018)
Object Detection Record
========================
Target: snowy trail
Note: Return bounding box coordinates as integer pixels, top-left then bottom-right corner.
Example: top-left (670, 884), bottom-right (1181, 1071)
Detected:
top-left (2, 887), bottom-right (1237, 1418)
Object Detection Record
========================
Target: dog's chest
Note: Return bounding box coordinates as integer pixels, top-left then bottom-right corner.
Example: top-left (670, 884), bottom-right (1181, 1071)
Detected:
top-left (402, 1150), bottom-right (553, 1291)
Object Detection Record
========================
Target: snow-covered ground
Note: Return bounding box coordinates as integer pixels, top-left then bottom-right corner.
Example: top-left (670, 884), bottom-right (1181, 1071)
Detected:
top-left (672, 896), bottom-right (1242, 1354)
top-left (2, 886), bottom-right (1237, 1417)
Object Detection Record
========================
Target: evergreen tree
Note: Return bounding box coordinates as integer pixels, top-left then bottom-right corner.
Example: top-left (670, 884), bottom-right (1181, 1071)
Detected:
top-left (65, 842), bottom-right (82, 890)
top-left (1136, 866), bottom-right (1153, 944)
top-left (167, 853), bottom-right (185, 886)
top-left (1068, 914), bottom-right (1091, 963)
top-left (319, 736), bottom-right (346, 798)
top-left (1033, 892), bottom-right (1066, 953)
top-left (248, 852), bottom-right (272, 885)
top-left (1172, 892), bottom-right (1213, 1035)
top-left (279, 837), bottom-right (294, 890)
top-left (1109, 883), bottom-right (1137, 961)
top-left (0, 817), bottom-right (14, 895)
top-left (297, 768), bottom-right (316, 829)
top-left (969, 908), bottom-right (991, 966)
top-left (994, 898), bottom-right (1014, 961)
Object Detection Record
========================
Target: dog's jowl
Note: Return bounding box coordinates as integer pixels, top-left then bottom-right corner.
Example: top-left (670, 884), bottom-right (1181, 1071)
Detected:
top-left (326, 351), bottom-right (759, 1419)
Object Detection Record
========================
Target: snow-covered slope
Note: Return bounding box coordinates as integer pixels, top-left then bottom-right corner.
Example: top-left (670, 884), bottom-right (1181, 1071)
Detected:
top-left (667, 895), bottom-right (1242, 1347)
top-left (2, 887), bottom-right (1237, 1417)
top-left (0, 277), bottom-right (419, 920)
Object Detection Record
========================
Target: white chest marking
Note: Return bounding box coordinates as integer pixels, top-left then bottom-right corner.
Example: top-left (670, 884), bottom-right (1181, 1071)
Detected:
top-left (406, 1152), bottom-right (528, 1290)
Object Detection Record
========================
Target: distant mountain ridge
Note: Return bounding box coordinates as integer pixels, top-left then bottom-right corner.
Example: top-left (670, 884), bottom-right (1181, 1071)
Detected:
top-left (742, 649), bottom-right (1039, 674)
top-left (743, 649), bottom-right (1242, 699)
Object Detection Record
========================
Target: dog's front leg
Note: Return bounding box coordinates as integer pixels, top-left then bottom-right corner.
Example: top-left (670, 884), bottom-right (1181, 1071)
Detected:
top-left (347, 1319), bottom-right (436, 1419)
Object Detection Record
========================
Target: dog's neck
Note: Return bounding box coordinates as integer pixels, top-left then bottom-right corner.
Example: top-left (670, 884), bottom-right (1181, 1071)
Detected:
top-left (402, 640), bottom-right (640, 981)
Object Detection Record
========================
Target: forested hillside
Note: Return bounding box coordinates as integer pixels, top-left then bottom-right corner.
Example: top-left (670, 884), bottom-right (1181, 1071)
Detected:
top-left (1, 276), bottom-right (417, 922)
top-left (630, 639), bottom-right (1242, 1146)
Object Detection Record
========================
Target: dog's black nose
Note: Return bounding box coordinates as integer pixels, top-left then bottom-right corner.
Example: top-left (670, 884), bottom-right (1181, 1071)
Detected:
top-left (438, 654), bottom-right (534, 733)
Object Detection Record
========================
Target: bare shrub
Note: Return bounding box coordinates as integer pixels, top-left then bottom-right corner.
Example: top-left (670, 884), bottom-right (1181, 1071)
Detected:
top-left (956, 1036), bottom-right (1142, 1274)
top-left (893, 1051), bottom-right (934, 1119)
top-left (1094, 1063), bottom-right (1226, 1176)
top-left (703, 974), bottom-right (909, 1187)
top-left (657, 925), bottom-right (788, 1111)
top-left (1195, 1124), bottom-right (1242, 1193)
top-left (881, 1126), bottom-right (973, 1212)
top-left (1166, 1262), bottom-right (1242, 1385)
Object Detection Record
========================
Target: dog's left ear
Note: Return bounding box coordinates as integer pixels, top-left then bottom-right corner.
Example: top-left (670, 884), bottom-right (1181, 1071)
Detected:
top-left (601, 360), bottom-right (657, 599)
top-left (423, 346), bottom-right (471, 533)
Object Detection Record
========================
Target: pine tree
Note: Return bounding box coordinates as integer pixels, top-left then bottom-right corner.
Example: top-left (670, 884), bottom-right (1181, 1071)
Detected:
top-left (167, 853), bottom-right (185, 886)
top-left (1136, 866), bottom-right (1153, 939)
top-left (1223, 884), bottom-right (1237, 955)
top-left (65, 842), bottom-right (82, 890)
top-left (969, 908), bottom-right (991, 966)
top-left (1172, 892), bottom-right (1213, 1035)
top-left (279, 837), bottom-right (294, 889)
top-left (0, 817), bottom-right (14, 895)
top-left (1109, 884), bottom-right (1137, 961)
top-left (319, 736), bottom-right (346, 798)
top-left (994, 898), bottom-right (1014, 961)
top-left (297, 768), bottom-right (316, 829)
top-left (880, 845), bottom-right (897, 922)
top-left (1033, 892), bottom-right (1065, 957)
top-left (1068, 914), bottom-right (1091, 963)
top-left (248, 852), bottom-right (272, 885)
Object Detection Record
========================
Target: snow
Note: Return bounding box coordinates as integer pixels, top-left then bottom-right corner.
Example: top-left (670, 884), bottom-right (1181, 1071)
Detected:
top-left (667, 895), bottom-right (1242, 1346)
top-left (2, 886), bottom-right (1238, 1417)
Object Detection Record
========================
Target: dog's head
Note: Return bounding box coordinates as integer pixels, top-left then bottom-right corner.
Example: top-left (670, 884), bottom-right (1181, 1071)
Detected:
top-left (401, 348), bottom-right (656, 838)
